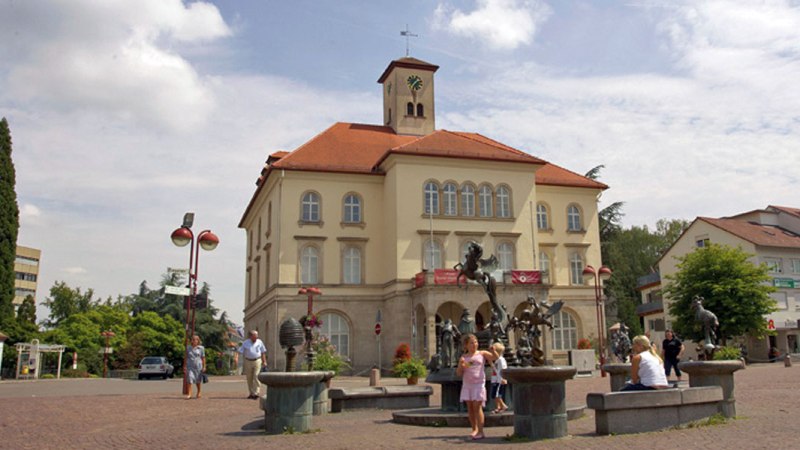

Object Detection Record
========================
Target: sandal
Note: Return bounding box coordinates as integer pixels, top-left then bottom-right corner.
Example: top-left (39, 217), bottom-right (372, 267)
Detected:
top-left (491, 408), bottom-right (500, 414)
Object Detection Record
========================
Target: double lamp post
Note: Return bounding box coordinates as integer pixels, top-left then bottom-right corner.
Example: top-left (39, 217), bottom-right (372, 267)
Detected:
top-left (583, 264), bottom-right (612, 377)
top-left (171, 212), bottom-right (219, 395)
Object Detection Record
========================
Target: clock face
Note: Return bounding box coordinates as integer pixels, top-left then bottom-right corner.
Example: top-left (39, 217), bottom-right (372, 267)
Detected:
top-left (407, 75), bottom-right (423, 91)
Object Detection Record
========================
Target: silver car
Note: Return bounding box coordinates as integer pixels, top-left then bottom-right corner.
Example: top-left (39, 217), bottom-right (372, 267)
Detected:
top-left (138, 356), bottom-right (174, 380)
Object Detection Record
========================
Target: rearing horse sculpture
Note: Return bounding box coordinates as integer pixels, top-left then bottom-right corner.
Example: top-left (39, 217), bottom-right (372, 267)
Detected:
top-left (453, 242), bottom-right (508, 333)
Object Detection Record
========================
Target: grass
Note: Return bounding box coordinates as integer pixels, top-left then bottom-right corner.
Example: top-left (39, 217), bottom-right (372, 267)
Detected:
top-left (281, 426), bottom-right (321, 435)
top-left (502, 434), bottom-right (531, 443)
top-left (684, 413), bottom-right (730, 429)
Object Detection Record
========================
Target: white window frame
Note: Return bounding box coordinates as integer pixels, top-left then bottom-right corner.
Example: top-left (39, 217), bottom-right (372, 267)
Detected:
top-left (424, 182), bottom-right (439, 215)
top-left (478, 185), bottom-right (493, 217)
top-left (496, 185), bottom-right (511, 218)
top-left (764, 257), bottom-right (782, 274)
top-left (496, 242), bottom-right (514, 271)
top-left (569, 252), bottom-right (584, 285)
top-left (320, 312), bottom-right (350, 356)
top-left (536, 203), bottom-right (549, 230)
top-left (301, 192), bottom-right (321, 222)
top-left (300, 245), bottom-right (320, 284)
top-left (567, 204), bottom-right (582, 231)
top-left (551, 310), bottom-right (577, 350)
top-left (442, 183), bottom-right (458, 216)
top-left (461, 184), bottom-right (475, 217)
top-left (424, 239), bottom-right (443, 270)
top-left (342, 246), bottom-right (362, 284)
top-left (343, 194), bottom-right (361, 223)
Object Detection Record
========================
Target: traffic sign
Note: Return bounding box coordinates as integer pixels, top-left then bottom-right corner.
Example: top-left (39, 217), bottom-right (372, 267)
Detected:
top-left (168, 267), bottom-right (189, 274)
top-left (375, 323), bottom-right (382, 335)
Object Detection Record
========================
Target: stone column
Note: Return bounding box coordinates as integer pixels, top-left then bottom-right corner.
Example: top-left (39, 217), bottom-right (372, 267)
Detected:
top-left (504, 366), bottom-right (577, 441)
top-left (678, 360), bottom-right (744, 418)
top-left (602, 363), bottom-right (631, 392)
top-left (259, 371), bottom-right (327, 434)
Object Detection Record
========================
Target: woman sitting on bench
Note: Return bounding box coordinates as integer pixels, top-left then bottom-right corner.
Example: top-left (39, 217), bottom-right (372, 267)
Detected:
top-left (622, 335), bottom-right (670, 391)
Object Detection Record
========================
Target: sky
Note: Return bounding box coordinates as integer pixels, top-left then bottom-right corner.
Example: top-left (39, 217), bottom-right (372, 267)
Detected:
top-left (2, 0), bottom-right (799, 325)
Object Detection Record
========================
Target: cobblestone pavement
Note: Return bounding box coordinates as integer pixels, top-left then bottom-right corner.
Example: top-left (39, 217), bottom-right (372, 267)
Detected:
top-left (0, 363), bottom-right (795, 449)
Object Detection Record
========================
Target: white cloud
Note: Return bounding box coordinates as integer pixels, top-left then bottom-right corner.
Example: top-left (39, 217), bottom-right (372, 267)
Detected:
top-left (434, 0), bottom-right (552, 50)
top-left (0, 0), bottom-right (230, 132)
top-left (62, 267), bottom-right (87, 275)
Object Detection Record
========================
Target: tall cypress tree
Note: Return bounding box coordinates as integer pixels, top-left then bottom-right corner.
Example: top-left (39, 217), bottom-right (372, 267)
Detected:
top-left (0, 117), bottom-right (20, 325)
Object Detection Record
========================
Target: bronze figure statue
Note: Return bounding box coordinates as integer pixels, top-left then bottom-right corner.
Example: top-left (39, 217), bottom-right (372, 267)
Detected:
top-left (691, 295), bottom-right (719, 358)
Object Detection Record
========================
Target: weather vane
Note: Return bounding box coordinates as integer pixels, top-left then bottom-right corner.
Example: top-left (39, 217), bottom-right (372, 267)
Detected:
top-left (400, 24), bottom-right (418, 57)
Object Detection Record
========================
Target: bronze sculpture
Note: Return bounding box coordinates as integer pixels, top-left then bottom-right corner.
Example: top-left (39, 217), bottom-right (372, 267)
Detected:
top-left (611, 322), bottom-right (632, 363)
top-left (691, 295), bottom-right (719, 358)
top-left (440, 318), bottom-right (460, 368)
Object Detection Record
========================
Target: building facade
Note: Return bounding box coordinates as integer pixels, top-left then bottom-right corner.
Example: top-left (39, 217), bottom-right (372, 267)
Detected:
top-left (239, 57), bottom-right (609, 372)
top-left (642, 205), bottom-right (800, 360)
top-left (14, 246), bottom-right (41, 307)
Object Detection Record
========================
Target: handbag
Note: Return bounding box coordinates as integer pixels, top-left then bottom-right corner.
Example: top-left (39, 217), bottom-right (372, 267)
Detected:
top-left (201, 373), bottom-right (208, 384)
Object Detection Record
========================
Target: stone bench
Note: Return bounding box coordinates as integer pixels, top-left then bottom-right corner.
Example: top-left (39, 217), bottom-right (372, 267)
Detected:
top-left (329, 385), bottom-right (432, 413)
top-left (586, 386), bottom-right (723, 435)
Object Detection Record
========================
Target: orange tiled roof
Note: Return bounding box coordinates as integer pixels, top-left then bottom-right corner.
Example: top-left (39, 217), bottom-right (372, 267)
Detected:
top-left (376, 130), bottom-right (546, 166)
top-left (699, 217), bottom-right (800, 249)
top-left (535, 162), bottom-right (609, 189)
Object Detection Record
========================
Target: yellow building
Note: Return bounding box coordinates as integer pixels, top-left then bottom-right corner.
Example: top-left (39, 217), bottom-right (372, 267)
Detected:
top-left (239, 57), bottom-right (609, 371)
top-left (642, 205), bottom-right (800, 360)
top-left (14, 245), bottom-right (41, 307)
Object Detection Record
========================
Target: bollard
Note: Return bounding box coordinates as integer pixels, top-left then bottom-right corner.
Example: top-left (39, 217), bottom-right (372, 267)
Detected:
top-left (369, 367), bottom-right (380, 386)
top-left (785, 355), bottom-right (792, 367)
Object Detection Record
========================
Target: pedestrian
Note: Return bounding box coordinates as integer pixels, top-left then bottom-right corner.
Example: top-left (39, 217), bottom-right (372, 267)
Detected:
top-left (490, 342), bottom-right (508, 414)
top-left (239, 330), bottom-right (268, 399)
top-left (661, 330), bottom-right (685, 382)
top-left (185, 335), bottom-right (206, 400)
top-left (456, 334), bottom-right (499, 440)
top-left (622, 335), bottom-right (669, 391)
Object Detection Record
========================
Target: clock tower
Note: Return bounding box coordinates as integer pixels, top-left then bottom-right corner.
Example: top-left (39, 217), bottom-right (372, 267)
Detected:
top-left (377, 57), bottom-right (439, 136)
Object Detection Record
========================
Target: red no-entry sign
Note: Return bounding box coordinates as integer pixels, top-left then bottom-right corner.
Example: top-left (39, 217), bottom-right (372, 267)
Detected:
top-left (375, 323), bottom-right (382, 335)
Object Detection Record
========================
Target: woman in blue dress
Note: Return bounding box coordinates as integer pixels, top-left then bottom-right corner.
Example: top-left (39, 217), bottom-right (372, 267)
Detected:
top-left (186, 335), bottom-right (206, 399)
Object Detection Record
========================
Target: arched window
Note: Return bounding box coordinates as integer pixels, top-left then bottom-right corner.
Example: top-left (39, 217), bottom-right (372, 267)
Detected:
top-left (478, 185), bottom-right (493, 217)
top-left (424, 181), bottom-right (439, 215)
top-left (300, 245), bottom-right (320, 284)
top-left (567, 204), bottom-right (582, 231)
top-left (343, 246), bottom-right (361, 284)
top-left (343, 193), bottom-right (361, 223)
top-left (424, 239), bottom-right (443, 270)
top-left (461, 184), bottom-right (475, 216)
top-left (320, 312), bottom-right (350, 356)
top-left (416, 103), bottom-right (424, 117)
top-left (551, 310), bottom-right (577, 350)
top-left (536, 203), bottom-right (549, 230)
top-left (407, 102), bottom-right (414, 115)
top-left (569, 252), bottom-right (584, 285)
top-left (442, 183), bottom-right (457, 216)
top-left (497, 242), bottom-right (514, 271)
top-left (301, 192), bottom-right (320, 222)
top-left (496, 185), bottom-right (511, 218)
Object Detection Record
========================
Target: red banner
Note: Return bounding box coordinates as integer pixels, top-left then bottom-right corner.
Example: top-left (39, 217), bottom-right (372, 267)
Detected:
top-left (414, 272), bottom-right (426, 288)
top-left (511, 270), bottom-right (542, 284)
top-left (434, 269), bottom-right (462, 285)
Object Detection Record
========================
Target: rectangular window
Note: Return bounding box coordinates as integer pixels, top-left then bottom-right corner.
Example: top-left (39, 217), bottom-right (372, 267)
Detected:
top-left (15, 272), bottom-right (37, 282)
top-left (15, 256), bottom-right (39, 266)
top-left (15, 288), bottom-right (36, 297)
top-left (791, 259), bottom-right (800, 274)
top-left (764, 257), bottom-right (782, 273)
top-left (770, 292), bottom-right (788, 310)
top-left (695, 237), bottom-right (710, 248)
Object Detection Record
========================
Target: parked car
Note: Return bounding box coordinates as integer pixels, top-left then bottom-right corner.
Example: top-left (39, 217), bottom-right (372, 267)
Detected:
top-left (138, 356), bottom-right (174, 380)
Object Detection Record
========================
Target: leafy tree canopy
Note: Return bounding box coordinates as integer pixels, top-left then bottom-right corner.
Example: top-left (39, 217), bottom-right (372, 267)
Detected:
top-left (0, 117), bottom-right (19, 326)
top-left (43, 281), bottom-right (96, 326)
top-left (664, 243), bottom-right (777, 345)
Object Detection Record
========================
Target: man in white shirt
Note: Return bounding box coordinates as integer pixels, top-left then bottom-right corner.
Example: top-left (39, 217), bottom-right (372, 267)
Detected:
top-left (239, 330), bottom-right (267, 399)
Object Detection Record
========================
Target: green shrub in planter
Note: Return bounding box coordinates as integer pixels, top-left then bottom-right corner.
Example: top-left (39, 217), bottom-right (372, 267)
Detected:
top-left (713, 346), bottom-right (742, 361)
top-left (393, 357), bottom-right (427, 379)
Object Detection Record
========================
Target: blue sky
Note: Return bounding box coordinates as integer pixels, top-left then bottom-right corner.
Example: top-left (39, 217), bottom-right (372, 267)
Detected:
top-left (2, 0), bottom-right (798, 324)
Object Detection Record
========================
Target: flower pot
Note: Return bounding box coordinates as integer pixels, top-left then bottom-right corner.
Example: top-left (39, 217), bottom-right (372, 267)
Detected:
top-left (407, 376), bottom-right (418, 385)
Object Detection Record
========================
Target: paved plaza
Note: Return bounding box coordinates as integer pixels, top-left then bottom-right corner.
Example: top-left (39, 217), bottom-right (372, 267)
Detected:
top-left (0, 362), bottom-right (795, 449)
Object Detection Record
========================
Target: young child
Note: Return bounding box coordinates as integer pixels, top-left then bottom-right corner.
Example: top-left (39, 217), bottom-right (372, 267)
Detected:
top-left (490, 342), bottom-right (508, 413)
top-left (456, 334), bottom-right (499, 440)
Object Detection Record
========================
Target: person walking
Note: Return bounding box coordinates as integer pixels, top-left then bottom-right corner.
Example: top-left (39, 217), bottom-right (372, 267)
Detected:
top-left (661, 330), bottom-right (685, 382)
top-left (185, 335), bottom-right (206, 400)
top-left (239, 330), bottom-right (267, 399)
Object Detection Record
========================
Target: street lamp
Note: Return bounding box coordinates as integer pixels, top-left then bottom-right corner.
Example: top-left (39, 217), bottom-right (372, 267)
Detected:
top-left (171, 212), bottom-right (219, 395)
top-left (583, 264), bottom-right (612, 377)
top-left (298, 287), bottom-right (322, 369)
top-left (100, 330), bottom-right (115, 378)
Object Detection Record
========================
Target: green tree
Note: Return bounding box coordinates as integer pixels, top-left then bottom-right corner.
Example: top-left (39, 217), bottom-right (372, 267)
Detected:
top-left (0, 118), bottom-right (19, 326)
top-left (43, 281), bottom-right (96, 326)
top-left (664, 243), bottom-right (777, 345)
top-left (16, 295), bottom-right (37, 323)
